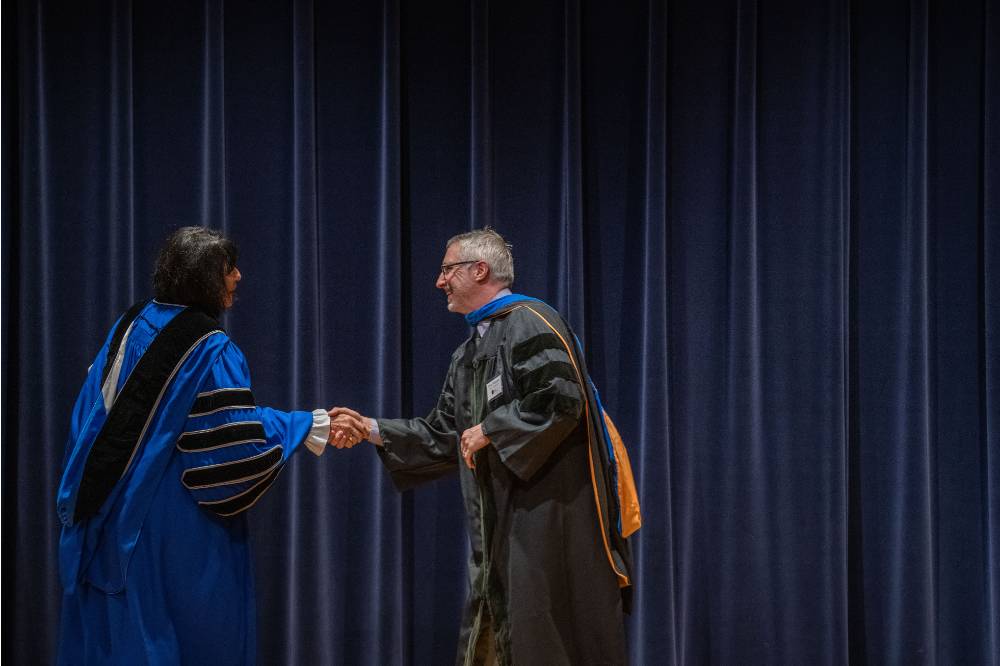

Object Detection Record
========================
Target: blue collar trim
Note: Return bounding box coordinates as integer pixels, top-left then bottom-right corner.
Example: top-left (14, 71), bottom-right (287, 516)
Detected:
top-left (464, 294), bottom-right (547, 326)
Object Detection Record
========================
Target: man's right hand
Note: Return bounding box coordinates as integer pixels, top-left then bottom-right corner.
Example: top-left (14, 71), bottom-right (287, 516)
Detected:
top-left (327, 406), bottom-right (371, 449)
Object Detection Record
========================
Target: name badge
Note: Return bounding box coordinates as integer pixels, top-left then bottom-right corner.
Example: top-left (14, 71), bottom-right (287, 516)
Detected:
top-left (486, 375), bottom-right (503, 402)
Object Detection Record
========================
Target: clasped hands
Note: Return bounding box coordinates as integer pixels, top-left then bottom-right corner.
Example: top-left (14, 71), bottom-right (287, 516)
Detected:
top-left (326, 407), bottom-right (369, 449)
top-left (324, 406), bottom-right (490, 468)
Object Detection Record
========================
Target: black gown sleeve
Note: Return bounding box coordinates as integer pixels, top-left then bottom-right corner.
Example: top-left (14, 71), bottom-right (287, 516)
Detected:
top-left (374, 359), bottom-right (460, 490)
top-left (480, 312), bottom-right (584, 481)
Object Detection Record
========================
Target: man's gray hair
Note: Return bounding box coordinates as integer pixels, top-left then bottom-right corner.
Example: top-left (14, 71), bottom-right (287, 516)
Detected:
top-left (447, 227), bottom-right (515, 286)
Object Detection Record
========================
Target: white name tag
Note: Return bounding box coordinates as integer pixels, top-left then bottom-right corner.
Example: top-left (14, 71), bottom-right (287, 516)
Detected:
top-left (486, 375), bottom-right (503, 402)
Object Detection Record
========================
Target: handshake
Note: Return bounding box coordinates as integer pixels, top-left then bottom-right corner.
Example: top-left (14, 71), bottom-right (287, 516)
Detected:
top-left (325, 406), bottom-right (371, 449)
top-left (320, 406), bottom-right (491, 468)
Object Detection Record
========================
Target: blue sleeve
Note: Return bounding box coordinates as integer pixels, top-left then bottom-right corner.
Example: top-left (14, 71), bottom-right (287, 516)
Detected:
top-left (176, 340), bottom-right (314, 517)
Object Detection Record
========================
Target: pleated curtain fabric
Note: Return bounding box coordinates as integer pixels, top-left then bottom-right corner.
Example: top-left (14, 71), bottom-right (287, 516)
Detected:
top-left (6, 0), bottom-right (1000, 663)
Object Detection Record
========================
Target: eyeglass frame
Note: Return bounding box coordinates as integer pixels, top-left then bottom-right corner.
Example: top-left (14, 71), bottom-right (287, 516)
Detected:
top-left (438, 260), bottom-right (480, 278)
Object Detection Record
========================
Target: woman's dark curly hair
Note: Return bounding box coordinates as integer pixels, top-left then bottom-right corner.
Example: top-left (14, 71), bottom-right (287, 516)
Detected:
top-left (153, 226), bottom-right (238, 318)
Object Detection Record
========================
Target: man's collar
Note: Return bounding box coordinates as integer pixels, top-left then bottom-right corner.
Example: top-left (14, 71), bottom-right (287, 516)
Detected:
top-left (464, 290), bottom-right (554, 329)
top-left (489, 288), bottom-right (513, 303)
top-left (469, 288), bottom-right (513, 335)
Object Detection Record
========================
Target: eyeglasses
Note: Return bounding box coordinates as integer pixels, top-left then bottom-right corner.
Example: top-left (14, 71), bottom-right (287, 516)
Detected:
top-left (439, 260), bottom-right (479, 277)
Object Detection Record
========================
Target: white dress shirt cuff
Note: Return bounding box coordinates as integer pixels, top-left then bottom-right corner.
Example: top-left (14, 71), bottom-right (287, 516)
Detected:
top-left (305, 409), bottom-right (330, 456)
top-left (369, 418), bottom-right (383, 446)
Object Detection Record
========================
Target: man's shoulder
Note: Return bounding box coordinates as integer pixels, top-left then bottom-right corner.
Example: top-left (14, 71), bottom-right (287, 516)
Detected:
top-left (498, 300), bottom-right (570, 339)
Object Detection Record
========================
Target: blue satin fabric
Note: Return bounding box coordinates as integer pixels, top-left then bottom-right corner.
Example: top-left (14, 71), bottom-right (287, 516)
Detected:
top-left (56, 302), bottom-right (312, 665)
top-left (463, 293), bottom-right (544, 326)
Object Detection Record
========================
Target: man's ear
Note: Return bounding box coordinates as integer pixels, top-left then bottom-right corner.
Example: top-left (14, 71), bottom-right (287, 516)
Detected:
top-left (474, 262), bottom-right (491, 283)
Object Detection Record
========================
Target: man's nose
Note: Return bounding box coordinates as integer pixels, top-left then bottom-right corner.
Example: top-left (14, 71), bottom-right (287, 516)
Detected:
top-left (435, 273), bottom-right (446, 289)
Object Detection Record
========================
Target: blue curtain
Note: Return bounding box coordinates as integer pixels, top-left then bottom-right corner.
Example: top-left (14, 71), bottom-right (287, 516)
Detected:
top-left (6, 0), bottom-right (999, 663)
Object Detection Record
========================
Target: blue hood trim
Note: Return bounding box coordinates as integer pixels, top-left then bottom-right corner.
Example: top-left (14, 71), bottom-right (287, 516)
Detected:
top-left (464, 293), bottom-right (546, 326)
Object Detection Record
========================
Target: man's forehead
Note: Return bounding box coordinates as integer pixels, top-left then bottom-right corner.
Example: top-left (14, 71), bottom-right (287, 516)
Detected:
top-left (442, 243), bottom-right (462, 262)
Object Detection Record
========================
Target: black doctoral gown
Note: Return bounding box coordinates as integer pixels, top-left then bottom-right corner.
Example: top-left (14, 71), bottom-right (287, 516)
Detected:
top-left (376, 301), bottom-right (632, 666)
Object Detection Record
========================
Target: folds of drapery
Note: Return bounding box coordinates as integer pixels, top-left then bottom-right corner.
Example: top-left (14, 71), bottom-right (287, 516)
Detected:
top-left (9, 0), bottom-right (1000, 664)
top-left (982, 0), bottom-right (1000, 661)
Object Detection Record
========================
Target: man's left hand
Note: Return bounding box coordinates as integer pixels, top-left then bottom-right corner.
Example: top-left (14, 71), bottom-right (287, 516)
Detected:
top-left (460, 423), bottom-right (490, 469)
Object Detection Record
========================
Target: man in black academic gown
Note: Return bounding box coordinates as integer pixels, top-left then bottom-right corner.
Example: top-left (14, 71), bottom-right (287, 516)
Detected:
top-left (333, 228), bottom-right (638, 666)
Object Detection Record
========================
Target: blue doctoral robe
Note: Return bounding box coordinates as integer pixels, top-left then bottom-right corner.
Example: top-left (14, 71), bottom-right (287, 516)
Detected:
top-left (56, 301), bottom-right (314, 665)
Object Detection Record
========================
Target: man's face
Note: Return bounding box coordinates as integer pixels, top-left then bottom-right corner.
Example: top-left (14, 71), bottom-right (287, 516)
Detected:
top-left (435, 244), bottom-right (479, 314)
top-left (222, 266), bottom-right (241, 309)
